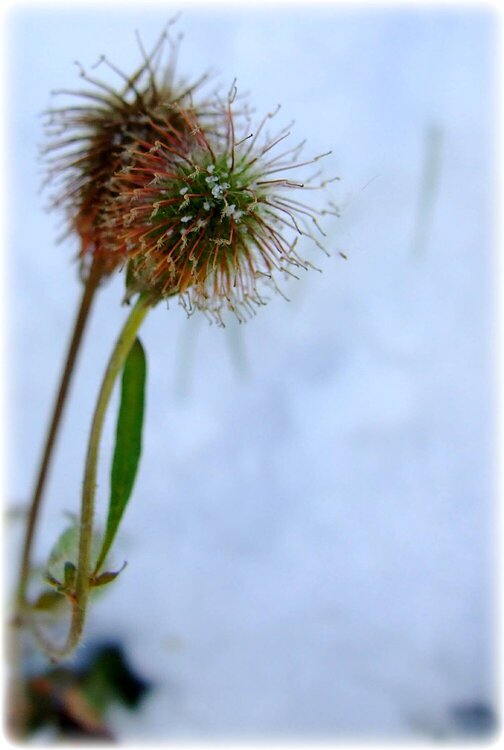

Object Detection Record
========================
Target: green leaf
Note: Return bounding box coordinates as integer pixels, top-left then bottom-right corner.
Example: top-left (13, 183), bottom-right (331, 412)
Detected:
top-left (94, 337), bottom-right (147, 574)
top-left (46, 525), bottom-right (80, 583)
top-left (33, 589), bottom-right (66, 611)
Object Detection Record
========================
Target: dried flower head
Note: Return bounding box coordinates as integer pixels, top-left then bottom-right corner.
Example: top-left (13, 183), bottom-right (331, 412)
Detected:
top-left (101, 86), bottom-right (337, 324)
top-left (43, 23), bottom-right (212, 278)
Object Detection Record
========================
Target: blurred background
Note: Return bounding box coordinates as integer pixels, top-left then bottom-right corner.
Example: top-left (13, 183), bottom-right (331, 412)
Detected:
top-left (5, 1), bottom-right (498, 741)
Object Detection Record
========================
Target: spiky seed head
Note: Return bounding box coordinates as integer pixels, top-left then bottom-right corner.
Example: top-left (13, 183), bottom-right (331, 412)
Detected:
top-left (43, 24), bottom-right (212, 279)
top-left (100, 91), bottom-right (336, 325)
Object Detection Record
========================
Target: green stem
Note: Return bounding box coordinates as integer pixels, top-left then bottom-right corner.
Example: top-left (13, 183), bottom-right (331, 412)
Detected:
top-left (16, 259), bottom-right (102, 609)
top-left (27, 293), bottom-right (151, 660)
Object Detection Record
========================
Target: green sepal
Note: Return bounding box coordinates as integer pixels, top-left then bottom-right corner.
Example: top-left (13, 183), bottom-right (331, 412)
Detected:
top-left (90, 562), bottom-right (127, 588)
top-left (64, 561), bottom-right (77, 590)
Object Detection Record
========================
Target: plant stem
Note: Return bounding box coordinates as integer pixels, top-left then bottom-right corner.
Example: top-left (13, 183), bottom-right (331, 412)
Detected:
top-left (28, 293), bottom-right (151, 659)
top-left (74, 294), bottom-right (150, 637)
top-left (16, 259), bottom-right (102, 609)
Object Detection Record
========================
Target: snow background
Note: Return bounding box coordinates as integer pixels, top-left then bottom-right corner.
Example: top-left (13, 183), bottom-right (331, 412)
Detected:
top-left (5, 2), bottom-right (498, 741)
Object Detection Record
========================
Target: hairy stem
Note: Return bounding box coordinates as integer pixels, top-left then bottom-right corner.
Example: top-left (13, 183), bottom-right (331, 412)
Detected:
top-left (28, 293), bottom-right (151, 659)
top-left (17, 260), bottom-right (102, 608)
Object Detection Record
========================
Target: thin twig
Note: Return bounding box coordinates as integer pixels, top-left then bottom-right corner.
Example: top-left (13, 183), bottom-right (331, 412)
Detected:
top-left (16, 258), bottom-right (103, 609)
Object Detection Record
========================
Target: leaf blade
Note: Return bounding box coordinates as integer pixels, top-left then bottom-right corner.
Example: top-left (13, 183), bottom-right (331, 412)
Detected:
top-left (94, 337), bottom-right (147, 574)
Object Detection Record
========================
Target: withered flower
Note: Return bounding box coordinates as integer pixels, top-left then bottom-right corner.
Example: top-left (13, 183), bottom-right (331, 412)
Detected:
top-left (43, 24), bottom-right (211, 279)
top-left (101, 88), bottom-right (336, 324)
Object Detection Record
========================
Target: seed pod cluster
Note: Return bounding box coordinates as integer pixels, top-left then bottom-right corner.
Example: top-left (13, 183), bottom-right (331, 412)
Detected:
top-left (45, 29), bottom-right (336, 321)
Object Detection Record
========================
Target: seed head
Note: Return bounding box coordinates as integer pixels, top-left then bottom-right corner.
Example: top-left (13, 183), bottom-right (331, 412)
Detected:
top-left (43, 23), bottom-right (212, 279)
top-left (101, 89), bottom-right (336, 324)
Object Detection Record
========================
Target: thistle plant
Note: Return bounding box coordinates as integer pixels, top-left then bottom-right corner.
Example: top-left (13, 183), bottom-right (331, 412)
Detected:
top-left (13, 27), bottom-right (338, 667)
